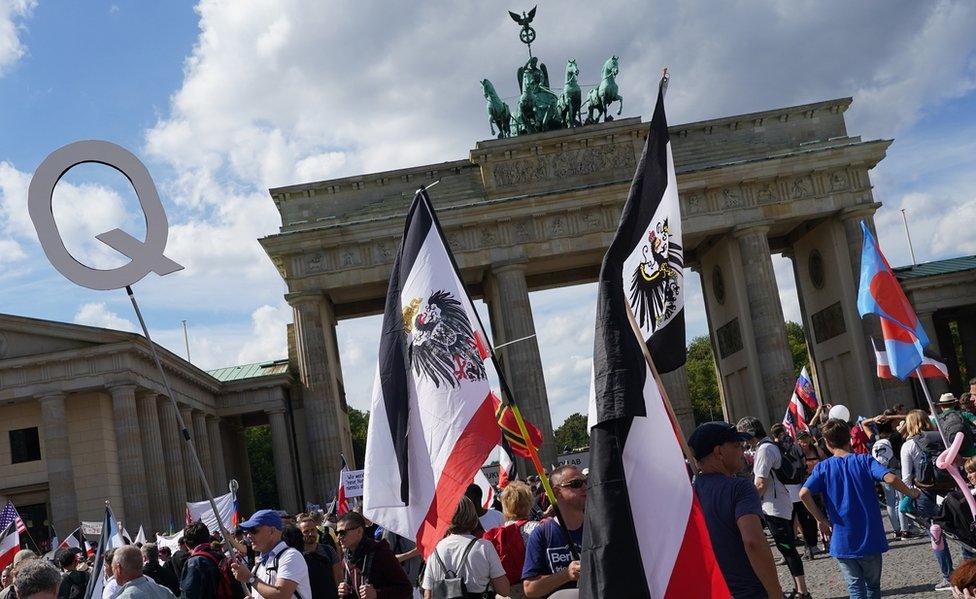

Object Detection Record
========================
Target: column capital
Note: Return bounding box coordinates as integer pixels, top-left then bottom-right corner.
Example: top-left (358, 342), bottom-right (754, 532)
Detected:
top-left (206, 414), bottom-right (221, 423)
top-left (490, 260), bottom-right (529, 275)
top-left (106, 383), bottom-right (139, 397)
top-left (265, 406), bottom-right (287, 416)
top-left (839, 202), bottom-right (882, 221)
top-left (285, 291), bottom-right (325, 307)
top-left (37, 391), bottom-right (66, 403)
top-left (731, 222), bottom-right (773, 239)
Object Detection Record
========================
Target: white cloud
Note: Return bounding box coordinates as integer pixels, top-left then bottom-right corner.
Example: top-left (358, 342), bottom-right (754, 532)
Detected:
top-left (73, 302), bottom-right (136, 332)
top-left (235, 302), bottom-right (291, 364)
top-left (0, 0), bottom-right (35, 75)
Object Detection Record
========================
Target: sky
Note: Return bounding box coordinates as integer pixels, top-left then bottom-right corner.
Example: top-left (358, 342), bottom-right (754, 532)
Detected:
top-left (0, 1), bottom-right (974, 429)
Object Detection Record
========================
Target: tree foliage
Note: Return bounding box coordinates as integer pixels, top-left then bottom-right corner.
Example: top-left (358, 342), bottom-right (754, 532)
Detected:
top-left (554, 412), bottom-right (589, 452)
top-left (347, 406), bottom-right (369, 468)
top-left (785, 321), bottom-right (808, 377)
top-left (245, 425), bottom-right (280, 510)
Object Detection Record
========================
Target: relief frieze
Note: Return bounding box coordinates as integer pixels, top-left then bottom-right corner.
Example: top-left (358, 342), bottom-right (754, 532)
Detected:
top-left (490, 143), bottom-right (636, 188)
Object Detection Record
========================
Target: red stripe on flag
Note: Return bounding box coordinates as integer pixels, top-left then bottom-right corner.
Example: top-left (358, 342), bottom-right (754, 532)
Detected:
top-left (663, 495), bottom-right (731, 598)
top-left (415, 395), bottom-right (499, 557)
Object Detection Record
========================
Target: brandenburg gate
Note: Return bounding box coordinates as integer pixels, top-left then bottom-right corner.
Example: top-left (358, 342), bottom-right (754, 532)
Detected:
top-left (260, 96), bottom-right (911, 499)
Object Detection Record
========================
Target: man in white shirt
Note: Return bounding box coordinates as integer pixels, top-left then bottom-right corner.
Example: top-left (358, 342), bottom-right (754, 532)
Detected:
top-left (740, 417), bottom-right (810, 598)
top-left (230, 510), bottom-right (311, 599)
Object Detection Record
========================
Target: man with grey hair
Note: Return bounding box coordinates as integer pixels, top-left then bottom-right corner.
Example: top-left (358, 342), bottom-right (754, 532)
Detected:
top-left (112, 546), bottom-right (175, 599)
top-left (12, 559), bottom-right (60, 599)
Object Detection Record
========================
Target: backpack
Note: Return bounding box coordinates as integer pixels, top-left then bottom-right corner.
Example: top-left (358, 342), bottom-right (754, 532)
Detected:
top-left (482, 520), bottom-right (528, 584)
top-left (938, 411), bottom-right (976, 455)
top-left (912, 432), bottom-right (955, 495)
top-left (190, 548), bottom-right (242, 599)
top-left (430, 537), bottom-right (487, 599)
top-left (254, 546), bottom-right (305, 599)
top-left (758, 438), bottom-right (805, 485)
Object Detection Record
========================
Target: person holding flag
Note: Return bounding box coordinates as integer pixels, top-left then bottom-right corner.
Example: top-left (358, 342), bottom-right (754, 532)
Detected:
top-left (782, 367), bottom-right (818, 438)
top-left (581, 72), bottom-right (728, 598)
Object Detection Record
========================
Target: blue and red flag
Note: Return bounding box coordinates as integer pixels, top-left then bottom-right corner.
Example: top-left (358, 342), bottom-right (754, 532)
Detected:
top-left (857, 221), bottom-right (928, 379)
top-left (782, 366), bottom-right (818, 437)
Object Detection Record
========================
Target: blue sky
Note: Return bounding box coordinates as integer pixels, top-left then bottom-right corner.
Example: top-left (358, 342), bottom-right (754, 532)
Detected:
top-left (1, 1), bottom-right (975, 427)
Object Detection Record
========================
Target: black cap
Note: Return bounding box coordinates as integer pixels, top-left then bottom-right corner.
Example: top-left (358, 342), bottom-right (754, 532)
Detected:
top-left (689, 421), bottom-right (754, 460)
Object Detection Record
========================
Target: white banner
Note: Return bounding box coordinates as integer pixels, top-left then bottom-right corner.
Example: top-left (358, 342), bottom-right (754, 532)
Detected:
top-left (81, 521), bottom-right (102, 535)
top-left (155, 531), bottom-right (181, 555)
top-left (186, 492), bottom-right (236, 534)
top-left (342, 469), bottom-right (364, 498)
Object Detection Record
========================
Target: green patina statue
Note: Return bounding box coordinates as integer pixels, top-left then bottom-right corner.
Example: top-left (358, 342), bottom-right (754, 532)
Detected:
top-left (586, 55), bottom-right (623, 124)
top-left (481, 7), bottom-right (625, 138)
top-left (481, 79), bottom-right (512, 138)
top-left (557, 59), bottom-right (582, 128)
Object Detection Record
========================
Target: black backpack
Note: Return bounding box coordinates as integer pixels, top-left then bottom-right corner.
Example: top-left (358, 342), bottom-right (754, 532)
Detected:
top-left (938, 411), bottom-right (975, 455)
top-left (913, 432), bottom-right (955, 495)
top-left (758, 438), bottom-right (805, 485)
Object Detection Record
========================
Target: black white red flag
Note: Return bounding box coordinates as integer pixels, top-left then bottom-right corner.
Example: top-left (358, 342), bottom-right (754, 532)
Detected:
top-left (873, 337), bottom-right (948, 380)
top-left (335, 455), bottom-right (350, 516)
top-left (498, 436), bottom-right (517, 489)
top-left (582, 76), bottom-right (729, 598)
top-left (84, 506), bottom-right (122, 599)
top-left (363, 188), bottom-right (498, 557)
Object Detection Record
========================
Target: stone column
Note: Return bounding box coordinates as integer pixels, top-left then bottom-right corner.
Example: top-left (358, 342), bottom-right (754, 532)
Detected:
top-left (228, 419), bottom-right (255, 515)
top-left (179, 406), bottom-right (203, 500)
top-left (206, 416), bottom-right (228, 493)
top-left (136, 391), bottom-right (170, 534)
top-left (287, 292), bottom-right (351, 502)
top-left (192, 411), bottom-right (214, 491)
top-left (732, 226), bottom-right (795, 422)
top-left (660, 367), bottom-right (695, 437)
top-left (917, 311), bottom-right (951, 396)
top-left (267, 407), bottom-right (299, 513)
top-left (38, 392), bottom-right (78, 535)
top-left (840, 207), bottom-right (915, 407)
top-left (157, 399), bottom-right (188, 526)
top-left (959, 318), bottom-right (976, 388)
top-left (485, 262), bottom-right (556, 467)
top-left (108, 384), bottom-right (151, 528)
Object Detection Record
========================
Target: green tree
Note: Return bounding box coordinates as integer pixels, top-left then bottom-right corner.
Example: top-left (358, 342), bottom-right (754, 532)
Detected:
top-left (245, 425), bottom-right (279, 509)
top-left (686, 335), bottom-right (721, 424)
top-left (785, 321), bottom-right (809, 377)
top-left (347, 406), bottom-right (369, 468)
top-left (554, 413), bottom-right (589, 452)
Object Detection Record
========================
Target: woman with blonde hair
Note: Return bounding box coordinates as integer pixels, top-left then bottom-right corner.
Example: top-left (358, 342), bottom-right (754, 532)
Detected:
top-left (902, 408), bottom-right (957, 590)
top-left (422, 496), bottom-right (510, 599)
top-left (486, 481), bottom-right (543, 599)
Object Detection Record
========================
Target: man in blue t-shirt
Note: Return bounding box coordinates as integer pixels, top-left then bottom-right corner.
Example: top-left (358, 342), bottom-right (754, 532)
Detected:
top-left (800, 418), bottom-right (921, 599)
top-left (690, 421), bottom-right (784, 599)
top-left (522, 465), bottom-right (585, 598)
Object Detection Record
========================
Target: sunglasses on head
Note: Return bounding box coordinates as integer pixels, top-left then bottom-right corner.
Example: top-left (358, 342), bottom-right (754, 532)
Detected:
top-left (336, 526), bottom-right (360, 537)
top-left (557, 478), bottom-right (586, 489)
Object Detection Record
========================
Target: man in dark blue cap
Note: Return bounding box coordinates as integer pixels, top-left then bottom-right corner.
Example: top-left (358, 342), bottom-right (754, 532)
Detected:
top-left (690, 421), bottom-right (785, 599)
top-left (229, 509), bottom-right (311, 599)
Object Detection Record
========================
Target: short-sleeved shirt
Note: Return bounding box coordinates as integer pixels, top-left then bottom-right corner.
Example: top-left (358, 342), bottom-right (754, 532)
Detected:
top-left (521, 518), bottom-right (582, 591)
top-left (693, 473), bottom-right (767, 599)
top-left (803, 453), bottom-right (890, 558)
top-left (254, 541), bottom-right (312, 599)
top-left (753, 441), bottom-right (792, 519)
top-left (421, 534), bottom-right (505, 592)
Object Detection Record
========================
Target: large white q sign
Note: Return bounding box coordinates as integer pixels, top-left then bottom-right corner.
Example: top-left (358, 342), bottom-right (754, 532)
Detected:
top-left (28, 140), bottom-right (183, 290)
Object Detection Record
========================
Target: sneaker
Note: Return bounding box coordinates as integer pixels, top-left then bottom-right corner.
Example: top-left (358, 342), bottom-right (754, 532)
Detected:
top-left (935, 578), bottom-right (953, 591)
top-left (774, 555), bottom-right (786, 566)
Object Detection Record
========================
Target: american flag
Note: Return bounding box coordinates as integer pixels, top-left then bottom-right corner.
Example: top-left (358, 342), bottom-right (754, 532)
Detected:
top-left (0, 501), bottom-right (27, 534)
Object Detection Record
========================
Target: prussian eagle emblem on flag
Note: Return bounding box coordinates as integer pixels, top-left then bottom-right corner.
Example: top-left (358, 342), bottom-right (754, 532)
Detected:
top-left (629, 217), bottom-right (683, 334)
top-left (403, 290), bottom-right (489, 388)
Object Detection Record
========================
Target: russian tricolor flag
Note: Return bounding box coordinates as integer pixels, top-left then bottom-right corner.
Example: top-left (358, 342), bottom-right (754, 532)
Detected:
top-left (857, 222), bottom-right (928, 380)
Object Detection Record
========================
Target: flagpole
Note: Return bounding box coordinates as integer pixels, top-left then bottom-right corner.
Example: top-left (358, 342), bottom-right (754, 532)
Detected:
top-left (916, 365), bottom-right (950, 447)
top-left (124, 285), bottom-right (233, 551)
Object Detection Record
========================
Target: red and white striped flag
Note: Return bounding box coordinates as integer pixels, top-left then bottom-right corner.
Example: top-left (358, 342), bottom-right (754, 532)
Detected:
top-left (782, 367), bottom-right (818, 438)
top-left (0, 521), bottom-right (18, 572)
top-left (335, 455), bottom-right (350, 516)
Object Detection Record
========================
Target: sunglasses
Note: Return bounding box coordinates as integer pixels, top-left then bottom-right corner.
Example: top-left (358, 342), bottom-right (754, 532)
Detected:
top-left (336, 526), bottom-right (360, 538)
top-left (556, 478), bottom-right (586, 489)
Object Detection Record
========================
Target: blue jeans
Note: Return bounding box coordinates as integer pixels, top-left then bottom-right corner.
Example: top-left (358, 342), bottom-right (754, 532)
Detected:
top-left (836, 554), bottom-right (883, 599)
top-left (881, 481), bottom-right (905, 533)
top-left (917, 490), bottom-right (954, 579)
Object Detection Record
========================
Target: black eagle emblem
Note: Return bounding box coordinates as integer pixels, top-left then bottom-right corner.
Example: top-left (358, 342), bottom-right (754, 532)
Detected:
top-left (406, 290), bottom-right (487, 388)
top-left (629, 218), bottom-right (683, 333)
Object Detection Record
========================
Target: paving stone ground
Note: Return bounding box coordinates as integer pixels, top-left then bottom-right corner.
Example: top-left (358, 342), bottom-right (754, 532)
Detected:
top-left (773, 508), bottom-right (965, 598)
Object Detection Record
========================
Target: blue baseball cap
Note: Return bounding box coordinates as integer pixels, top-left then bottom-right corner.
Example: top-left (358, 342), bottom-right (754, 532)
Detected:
top-left (239, 509), bottom-right (283, 531)
top-left (689, 421), bottom-right (754, 460)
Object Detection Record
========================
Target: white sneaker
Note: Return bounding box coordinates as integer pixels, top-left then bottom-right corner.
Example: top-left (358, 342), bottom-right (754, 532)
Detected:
top-left (934, 578), bottom-right (953, 591)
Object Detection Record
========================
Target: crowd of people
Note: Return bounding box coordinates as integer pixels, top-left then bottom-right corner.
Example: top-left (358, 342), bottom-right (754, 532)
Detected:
top-left (691, 380), bottom-right (976, 599)
top-left (0, 467), bottom-right (585, 599)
